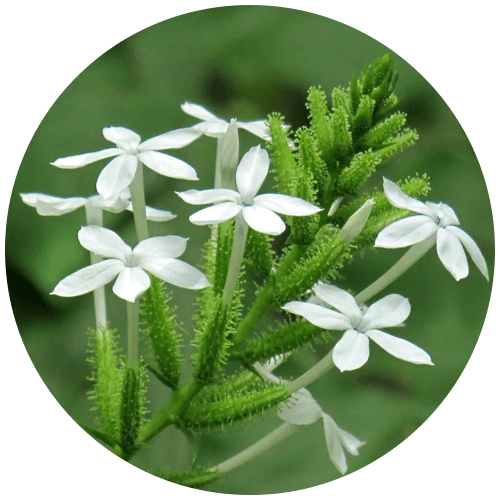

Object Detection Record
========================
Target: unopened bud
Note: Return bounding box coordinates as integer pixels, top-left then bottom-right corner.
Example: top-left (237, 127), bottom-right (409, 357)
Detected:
top-left (218, 119), bottom-right (239, 189)
top-left (339, 199), bottom-right (375, 244)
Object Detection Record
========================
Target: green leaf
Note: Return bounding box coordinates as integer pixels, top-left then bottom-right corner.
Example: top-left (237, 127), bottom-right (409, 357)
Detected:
top-left (337, 150), bottom-right (382, 194)
top-left (306, 87), bottom-right (333, 160)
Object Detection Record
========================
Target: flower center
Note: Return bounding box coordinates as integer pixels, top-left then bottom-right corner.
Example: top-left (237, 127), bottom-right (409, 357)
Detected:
top-left (124, 254), bottom-right (140, 268)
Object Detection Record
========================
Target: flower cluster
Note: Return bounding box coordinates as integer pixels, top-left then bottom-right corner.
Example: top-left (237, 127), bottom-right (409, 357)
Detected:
top-left (20, 84), bottom-right (490, 490)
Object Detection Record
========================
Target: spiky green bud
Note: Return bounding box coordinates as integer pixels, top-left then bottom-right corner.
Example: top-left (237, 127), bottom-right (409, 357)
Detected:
top-left (142, 276), bottom-right (182, 389)
top-left (87, 327), bottom-right (120, 437)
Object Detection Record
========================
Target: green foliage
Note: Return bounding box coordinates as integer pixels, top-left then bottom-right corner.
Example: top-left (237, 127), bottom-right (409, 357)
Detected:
top-left (236, 320), bottom-right (328, 364)
top-left (245, 229), bottom-right (275, 278)
top-left (295, 127), bottom-right (328, 195)
top-left (183, 382), bottom-right (291, 429)
top-left (337, 150), bottom-right (381, 194)
top-left (306, 87), bottom-right (333, 162)
top-left (118, 363), bottom-right (148, 457)
top-left (267, 113), bottom-right (296, 194)
top-left (192, 296), bottom-right (231, 382)
top-left (87, 327), bottom-right (121, 437)
top-left (142, 276), bottom-right (182, 389)
top-left (274, 225), bottom-right (352, 304)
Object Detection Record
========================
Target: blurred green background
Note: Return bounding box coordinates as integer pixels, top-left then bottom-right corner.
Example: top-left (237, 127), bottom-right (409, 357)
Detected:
top-left (5, 5), bottom-right (494, 495)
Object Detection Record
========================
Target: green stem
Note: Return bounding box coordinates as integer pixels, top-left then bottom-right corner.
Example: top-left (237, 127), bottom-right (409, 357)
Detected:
top-left (139, 378), bottom-right (202, 444)
top-left (85, 205), bottom-right (107, 331)
top-left (288, 350), bottom-right (333, 393)
top-left (354, 237), bottom-right (435, 304)
top-left (233, 244), bottom-right (305, 346)
top-left (214, 137), bottom-right (223, 189)
top-left (222, 213), bottom-right (248, 303)
top-left (127, 300), bottom-right (140, 368)
top-left (212, 422), bottom-right (297, 475)
top-left (129, 160), bottom-right (149, 242)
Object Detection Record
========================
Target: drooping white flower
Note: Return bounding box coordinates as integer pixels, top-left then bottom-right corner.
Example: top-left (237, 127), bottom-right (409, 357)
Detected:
top-left (181, 102), bottom-right (272, 141)
top-left (375, 178), bottom-right (489, 281)
top-left (282, 283), bottom-right (433, 372)
top-left (176, 146), bottom-right (322, 235)
top-left (52, 126), bottom-right (201, 199)
top-left (20, 189), bottom-right (176, 222)
top-left (52, 226), bottom-right (210, 303)
top-left (254, 359), bottom-right (365, 475)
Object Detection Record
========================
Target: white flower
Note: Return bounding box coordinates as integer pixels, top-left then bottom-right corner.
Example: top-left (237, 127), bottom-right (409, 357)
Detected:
top-left (20, 189), bottom-right (176, 222)
top-left (375, 178), bottom-right (489, 281)
top-left (181, 102), bottom-right (271, 141)
top-left (52, 226), bottom-right (210, 303)
top-left (176, 146), bottom-right (322, 235)
top-left (282, 284), bottom-right (433, 372)
top-left (52, 126), bottom-right (201, 199)
top-left (254, 359), bottom-right (365, 475)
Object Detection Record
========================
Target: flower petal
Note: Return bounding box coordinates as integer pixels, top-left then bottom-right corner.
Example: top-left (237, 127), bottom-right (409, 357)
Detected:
top-left (143, 258), bottom-right (210, 289)
top-left (51, 259), bottom-right (123, 297)
top-left (236, 146), bottom-right (269, 202)
top-left (176, 188), bottom-right (241, 205)
top-left (366, 329), bottom-right (433, 365)
top-left (242, 205), bottom-right (286, 235)
top-left (96, 154), bottom-right (138, 199)
top-left (192, 121), bottom-right (229, 137)
top-left (90, 194), bottom-right (129, 213)
top-left (436, 227), bottom-right (469, 280)
top-left (322, 413), bottom-right (348, 475)
top-left (134, 235), bottom-right (188, 261)
top-left (253, 193), bottom-right (322, 216)
top-left (139, 127), bottom-right (202, 151)
top-left (78, 226), bottom-right (131, 261)
top-left (426, 202), bottom-right (460, 226)
top-left (278, 390), bottom-right (323, 425)
top-left (237, 120), bottom-right (270, 140)
top-left (20, 193), bottom-right (87, 216)
top-left (332, 330), bottom-right (370, 372)
top-left (51, 148), bottom-right (121, 169)
top-left (102, 126), bottom-right (141, 150)
top-left (137, 151), bottom-right (198, 180)
top-left (446, 226), bottom-right (489, 280)
top-left (181, 102), bottom-right (221, 121)
top-left (282, 301), bottom-right (352, 330)
top-left (336, 427), bottom-right (365, 456)
top-left (189, 202), bottom-right (242, 225)
top-left (360, 294), bottom-right (411, 331)
top-left (383, 178), bottom-right (435, 216)
top-left (312, 284), bottom-right (362, 323)
top-left (144, 206), bottom-right (177, 222)
top-left (112, 267), bottom-right (151, 303)
top-left (375, 215), bottom-right (437, 248)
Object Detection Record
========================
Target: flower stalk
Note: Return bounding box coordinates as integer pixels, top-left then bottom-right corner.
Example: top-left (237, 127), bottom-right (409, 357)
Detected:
top-left (212, 422), bottom-right (297, 475)
top-left (127, 300), bottom-right (140, 367)
top-left (129, 160), bottom-right (149, 242)
top-left (222, 213), bottom-right (248, 303)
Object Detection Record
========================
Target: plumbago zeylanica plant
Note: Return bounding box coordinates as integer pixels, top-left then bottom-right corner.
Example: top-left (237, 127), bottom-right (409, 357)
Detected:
top-left (21, 54), bottom-right (489, 489)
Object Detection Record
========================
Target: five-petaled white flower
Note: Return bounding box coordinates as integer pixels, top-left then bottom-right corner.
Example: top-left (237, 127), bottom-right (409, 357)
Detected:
top-left (181, 102), bottom-right (271, 141)
top-left (20, 188), bottom-right (176, 221)
top-left (255, 357), bottom-right (365, 475)
top-left (52, 226), bottom-right (210, 303)
top-left (375, 178), bottom-right (489, 281)
top-left (52, 126), bottom-right (202, 200)
top-left (282, 283), bottom-right (433, 372)
top-left (176, 146), bottom-right (322, 235)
